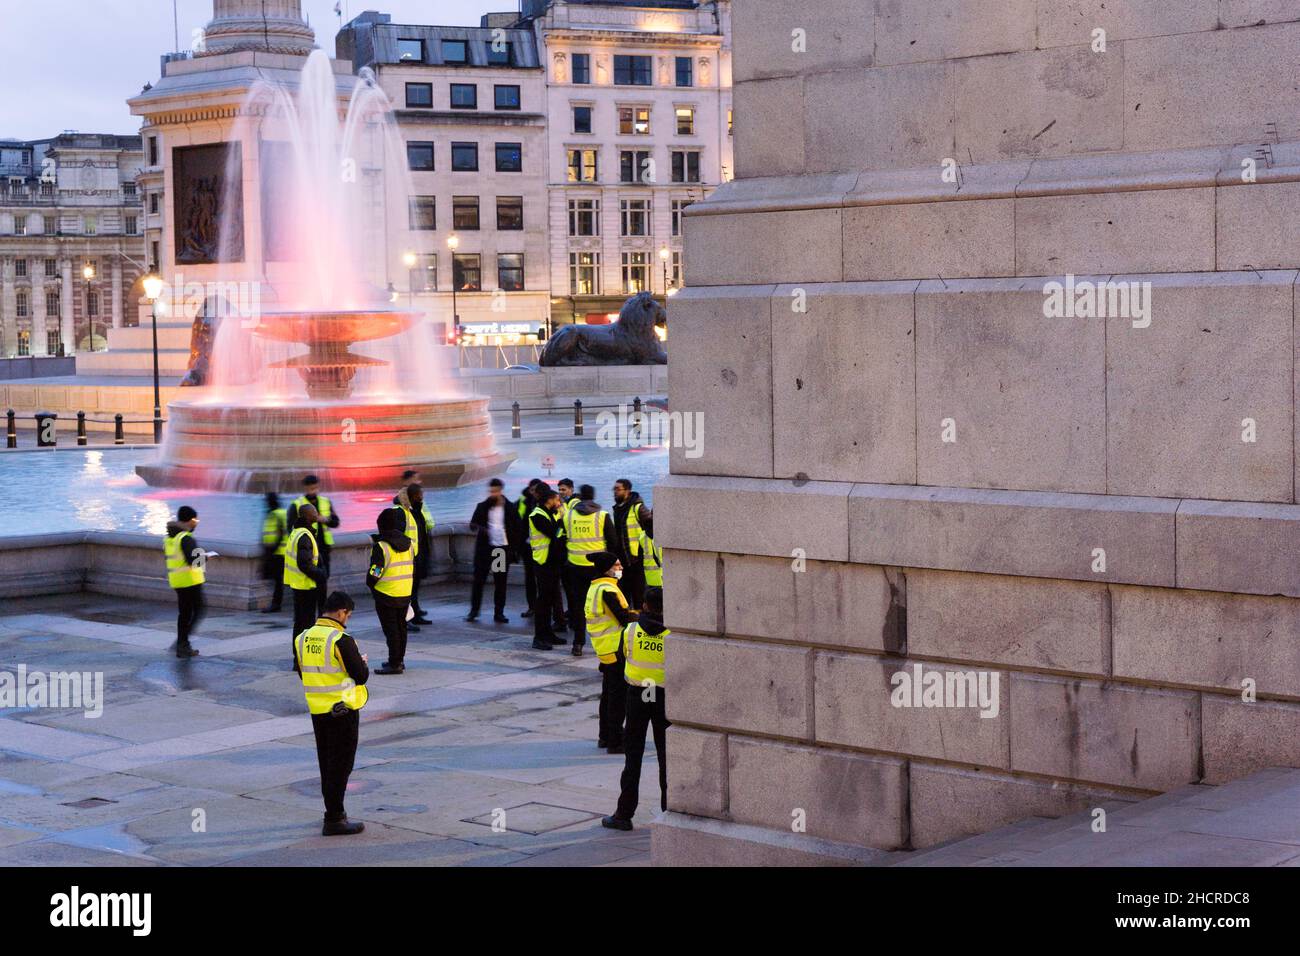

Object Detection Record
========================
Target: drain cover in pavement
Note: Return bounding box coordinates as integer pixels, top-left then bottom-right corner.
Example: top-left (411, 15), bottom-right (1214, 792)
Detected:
top-left (463, 802), bottom-right (601, 835)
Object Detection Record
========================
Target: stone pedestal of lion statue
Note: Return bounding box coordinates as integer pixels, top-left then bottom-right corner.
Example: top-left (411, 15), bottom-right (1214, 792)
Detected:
top-left (540, 292), bottom-right (667, 367)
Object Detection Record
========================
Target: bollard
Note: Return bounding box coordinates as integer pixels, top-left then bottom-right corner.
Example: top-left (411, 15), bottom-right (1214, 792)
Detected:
top-left (34, 410), bottom-right (57, 448)
top-left (574, 399), bottom-right (584, 437)
top-left (511, 401), bottom-right (521, 439)
top-left (631, 396), bottom-right (643, 439)
top-left (114, 413), bottom-right (125, 446)
top-left (76, 411), bottom-right (87, 446)
top-left (5, 409), bottom-right (14, 449)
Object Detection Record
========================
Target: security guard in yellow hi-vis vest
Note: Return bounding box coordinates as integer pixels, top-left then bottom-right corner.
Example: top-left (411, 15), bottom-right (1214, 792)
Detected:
top-left (527, 485), bottom-right (567, 651)
top-left (612, 478), bottom-right (648, 609)
top-left (395, 483), bottom-right (435, 630)
top-left (368, 507), bottom-right (414, 675)
top-left (291, 474), bottom-right (340, 615)
top-left (260, 492), bottom-right (288, 614)
top-left (586, 552), bottom-right (638, 753)
top-left (563, 484), bottom-right (619, 658)
top-left (164, 505), bottom-right (205, 658)
top-left (638, 508), bottom-right (662, 589)
top-left (285, 503), bottom-right (328, 660)
top-left (294, 590), bottom-right (370, 836)
top-left (603, 585), bottom-right (669, 831)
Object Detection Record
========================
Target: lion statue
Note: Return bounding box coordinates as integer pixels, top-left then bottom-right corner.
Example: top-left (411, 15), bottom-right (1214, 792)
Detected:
top-left (540, 292), bottom-right (667, 367)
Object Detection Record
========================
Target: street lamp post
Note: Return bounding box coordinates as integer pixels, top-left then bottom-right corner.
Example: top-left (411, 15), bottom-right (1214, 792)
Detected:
top-left (142, 267), bottom-right (165, 444)
top-left (447, 233), bottom-right (460, 343)
top-left (82, 262), bottom-right (96, 351)
top-left (659, 246), bottom-right (671, 296)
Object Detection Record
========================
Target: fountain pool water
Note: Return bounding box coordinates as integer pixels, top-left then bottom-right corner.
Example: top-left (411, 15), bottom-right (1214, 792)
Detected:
top-left (2, 438), bottom-right (664, 541)
top-left (136, 50), bottom-right (511, 492)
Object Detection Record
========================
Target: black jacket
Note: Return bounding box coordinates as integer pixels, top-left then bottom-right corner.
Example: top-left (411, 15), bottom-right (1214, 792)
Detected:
top-left (470, 496), bottom-right (523, 566)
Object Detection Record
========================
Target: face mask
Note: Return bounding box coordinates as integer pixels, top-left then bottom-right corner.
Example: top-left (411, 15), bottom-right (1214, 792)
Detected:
top-left (612, 569), bottom-right (623, 580)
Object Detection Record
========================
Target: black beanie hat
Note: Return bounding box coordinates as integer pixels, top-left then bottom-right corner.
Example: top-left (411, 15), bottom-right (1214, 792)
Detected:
top-left (590, 551), bottom-right (617, 575)
top-left (177, 506), bottom-right (198, 522)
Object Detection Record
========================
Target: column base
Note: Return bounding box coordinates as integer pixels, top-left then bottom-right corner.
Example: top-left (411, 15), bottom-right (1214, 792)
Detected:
top-left (650, 812), bottom-right (889, 867)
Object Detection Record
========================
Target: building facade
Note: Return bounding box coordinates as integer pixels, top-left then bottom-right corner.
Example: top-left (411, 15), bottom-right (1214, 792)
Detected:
top-left (337, 13), bottom-right (551, 344)
top-left (339, 0), bottom-right (733, 336)
top-left (0, 134), bottom-right (146, 357)
top-left (525, 0), bottom-right (732, 326)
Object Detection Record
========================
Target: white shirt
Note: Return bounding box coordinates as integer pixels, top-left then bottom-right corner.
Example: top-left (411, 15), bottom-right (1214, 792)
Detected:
top-left (487, 503), bottom-right (507, 547)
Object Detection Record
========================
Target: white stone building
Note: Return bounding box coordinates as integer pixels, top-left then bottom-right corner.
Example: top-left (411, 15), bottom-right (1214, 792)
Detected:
top-left (336, 13), bottom-right (552, 344)
top-left (524, 0), bottom-right (732, 326)
top-left (0, 134), bottom-right (146, 357)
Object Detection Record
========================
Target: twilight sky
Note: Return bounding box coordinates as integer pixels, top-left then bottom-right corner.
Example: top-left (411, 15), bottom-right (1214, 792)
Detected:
top-left (1, 0), bottom-right (507, 141)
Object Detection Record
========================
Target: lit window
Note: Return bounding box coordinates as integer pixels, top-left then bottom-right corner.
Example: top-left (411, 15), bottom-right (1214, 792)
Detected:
top-left (621, 252), bottom-right (649, 293)
top-left (569, 252), bottom-right (599, 295)
top-left (497, 253), bottom-right (524, 291)
top-left (675, 107), bottom-right (695, 136)
top-left (452, 196), bottom-right (480, 231)
top-left (567, 149), bottom-right (598, 183)
top-left (453, 253), bottom-right (482, 292)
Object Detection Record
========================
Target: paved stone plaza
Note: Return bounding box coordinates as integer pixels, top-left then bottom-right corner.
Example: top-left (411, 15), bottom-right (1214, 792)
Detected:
top-left (0, 586), bottom-right (656, 866)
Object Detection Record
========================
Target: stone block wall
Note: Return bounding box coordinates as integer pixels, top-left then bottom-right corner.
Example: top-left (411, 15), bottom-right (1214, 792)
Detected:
top-left (656, 2), bottom-right (1300, 864)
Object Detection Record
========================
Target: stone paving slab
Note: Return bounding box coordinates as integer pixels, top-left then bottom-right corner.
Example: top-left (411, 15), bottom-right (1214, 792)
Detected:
top-left (0, 587), bottom-right (655, 866)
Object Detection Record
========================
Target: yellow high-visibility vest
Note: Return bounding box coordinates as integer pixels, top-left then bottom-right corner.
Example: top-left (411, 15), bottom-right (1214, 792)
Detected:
top-left (396, 505), bottom-right (420, 557)
top-left (565, 509), bottom-right (606, 566)
top-left (283, 526), bottom-right (319, 591)
top-left (641, 530), bottom-right (662, 587)
top-left (293, 495), bottom-right (335, 546)
top-left (586, 577), bottom-right (628, 663)
top-left (295, 619), bottom-right (368, 715)
top-left (623, 502), bottom-right (643, 558)
top-left (164, 531), bottom-right (205, 589)
top-left (372, 540), bottom-right (413, 598)
top-left (623, 622), bottom-right (667, 689)
top-left (262, 508), bottom-right (288, 556)
top-left (528, 506), bottom-right (553, 564)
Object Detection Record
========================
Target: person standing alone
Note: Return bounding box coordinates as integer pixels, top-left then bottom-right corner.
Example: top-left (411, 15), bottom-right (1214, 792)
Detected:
top-left (368, 507), bottom-right (413, 675)
top-left (294, 590), bottom-right (369, 836)
top-left (164, 505), bottom-right (205, 659)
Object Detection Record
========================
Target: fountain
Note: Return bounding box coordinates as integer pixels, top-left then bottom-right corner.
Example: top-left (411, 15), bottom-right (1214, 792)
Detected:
top-left (135, 49), bottom-right (513, 492)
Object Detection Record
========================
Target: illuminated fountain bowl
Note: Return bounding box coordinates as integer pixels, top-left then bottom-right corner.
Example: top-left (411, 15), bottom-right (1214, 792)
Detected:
top-left (134, 309), bottom-right (515, 492)
top-left (256, 309), bottom-right (421, 401)
top-left (135, 396), bottom-right (516, 492)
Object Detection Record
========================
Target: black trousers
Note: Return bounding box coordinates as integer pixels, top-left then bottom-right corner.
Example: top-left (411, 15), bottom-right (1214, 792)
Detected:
top-left (615, 685), bottom-right (669, 821)
top-left (620, 564), bottom-right (646, 613)
top-left (563, 564), bottom-right (596, 648)
top-left (264, 555), bottom-right (284, 610)
top-left (470, 563), bottom-right (509, 618)
top-left (534, 564), bottom-right (563, 642)
top-left (598, 646), bottom-right (627, 747)
top-left (311, 707), bottom-right (359, 822)
top-left (314, 556), bottom-right (331, 615)
top-left (292, 587), bottom-right (318, 639)
top-left (523, 556), bottom-right (537, 612)
top-left (175, 584), bottom-right (204, 648)
top-left (374, 592), bottom-right (410, 666)
top-left (410, 577), bottom-right (425, 619)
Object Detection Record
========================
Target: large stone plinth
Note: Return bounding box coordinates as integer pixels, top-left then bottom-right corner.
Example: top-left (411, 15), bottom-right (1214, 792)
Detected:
top-left (135, 395), bottom-right (514, 491)
top-left (660, 4), bottom-right (1300, 865)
